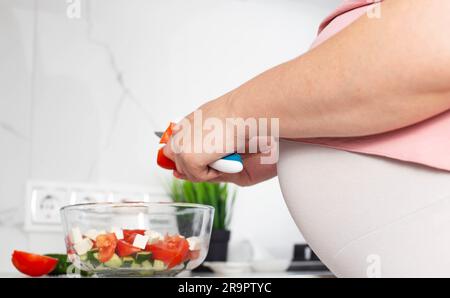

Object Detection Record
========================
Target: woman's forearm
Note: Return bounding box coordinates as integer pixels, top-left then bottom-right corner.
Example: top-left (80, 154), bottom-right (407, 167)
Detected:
top-left (226, 0), bottom-right (450, 138)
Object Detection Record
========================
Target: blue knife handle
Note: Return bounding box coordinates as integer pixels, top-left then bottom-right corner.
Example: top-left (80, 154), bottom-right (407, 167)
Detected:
top-left (209, 153), bottom-right (243, 174)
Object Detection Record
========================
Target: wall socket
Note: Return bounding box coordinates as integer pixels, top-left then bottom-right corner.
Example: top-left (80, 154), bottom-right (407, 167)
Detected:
top-left (24, 180), bottom-right (167, 232)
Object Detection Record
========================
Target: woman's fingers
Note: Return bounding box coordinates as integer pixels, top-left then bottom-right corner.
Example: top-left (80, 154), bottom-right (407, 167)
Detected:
top-left (165, 133), bottom-right (278, 185)
top-left (173, 170), bottom-right (187, 180)
top-left (161, 145), bottom-right (185, 175)
top-left (173, 152), bottom-right (223, 182)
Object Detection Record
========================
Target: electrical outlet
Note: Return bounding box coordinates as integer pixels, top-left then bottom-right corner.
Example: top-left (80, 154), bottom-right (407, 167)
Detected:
top-left (25, 181), bottom-right (71, 231)
top-left (31, 187), bottom-right (68, 224)
top-left (69, 190), bottom-right (111, 204)
top-left (24, 180), bottom-right (168, 232)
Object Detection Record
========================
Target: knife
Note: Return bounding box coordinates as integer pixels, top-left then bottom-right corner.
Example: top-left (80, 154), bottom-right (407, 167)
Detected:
top-left (155, 131), bottom-right (243, 174)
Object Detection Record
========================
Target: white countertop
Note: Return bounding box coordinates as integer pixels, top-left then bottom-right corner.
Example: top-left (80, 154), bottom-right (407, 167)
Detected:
top-left (0, 271), bottom-right (333, 278)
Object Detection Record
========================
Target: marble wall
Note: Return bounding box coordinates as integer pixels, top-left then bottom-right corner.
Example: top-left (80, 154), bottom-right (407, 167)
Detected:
top-left (0, 0), bottom-right (340, 272)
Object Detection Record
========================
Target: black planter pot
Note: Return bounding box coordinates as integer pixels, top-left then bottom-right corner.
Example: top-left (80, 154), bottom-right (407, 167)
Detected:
top-left (194, 229), bottom-right (230, 272)
top-left (206, 229), bottom-right (231, 261)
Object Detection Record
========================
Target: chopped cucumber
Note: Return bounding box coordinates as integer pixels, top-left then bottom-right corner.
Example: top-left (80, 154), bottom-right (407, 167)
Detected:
top-left (122, 257), bottom-right (134, 268)
top-left (153, 260), bottom-right (166, 271)
top-left (135, 252), bottom-right (152, 264)
top-left (79, 254), bottom-right (88, 261)
top-left (95, 264), bottom-right (105, 270)
top-left (141, 260), bottom-right (152, 269)
top-left (104, 254), bottom-right (122, 268)
top-left (86, 250), bottom-right (100, 267)
top-left (139, 261), bottom-right (155, 276)
top-left (87, 250), bottom-right (98, 260)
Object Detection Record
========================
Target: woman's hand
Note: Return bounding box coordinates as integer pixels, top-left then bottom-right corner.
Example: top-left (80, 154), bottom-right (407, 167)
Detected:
top-left (162, 94), bottom-right (278, 185)
top-left (162, 96), bottom-right (234, 183)
top-left (171, 151), bottom-right (277, 187)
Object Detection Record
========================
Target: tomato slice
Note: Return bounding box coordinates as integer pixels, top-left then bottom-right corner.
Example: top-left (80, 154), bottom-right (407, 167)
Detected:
top-left (123, 229), bottom-right (145, 239)
top-left (159, 122), bottom-right (176, 144)
top-left (147, 235), bottom-right (189, 269)
top-left (12, 250), bottom-right (58, 277)
top-left (188, 250), bottom-right (200, 261)
top-left (123, 229), bottom-right (146, 244)
top-left (95, 233), bottom-right (118, 263)
top-left (116, 240), bottom-right (141, 257)
top-left (157, 147), bottom-right (176, 170)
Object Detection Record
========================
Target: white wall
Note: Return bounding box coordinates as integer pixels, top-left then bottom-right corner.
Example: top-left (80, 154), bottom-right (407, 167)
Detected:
top-left (0, 0), bottom-right (340, 272)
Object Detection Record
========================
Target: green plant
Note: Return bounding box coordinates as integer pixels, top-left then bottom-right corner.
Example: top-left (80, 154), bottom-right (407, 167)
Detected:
top-left (168, 179), bottom-right (237, 230)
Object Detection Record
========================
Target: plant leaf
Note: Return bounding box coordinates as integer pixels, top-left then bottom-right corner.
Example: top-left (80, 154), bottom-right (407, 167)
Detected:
top-left (182, 181), bottom-right (196, 203)
top-left (166, 179), bottom-right (237, 230)
top-left (225, 187), bottom-right (237, 229)
top-left (193, 183), bottom-right (206, 205)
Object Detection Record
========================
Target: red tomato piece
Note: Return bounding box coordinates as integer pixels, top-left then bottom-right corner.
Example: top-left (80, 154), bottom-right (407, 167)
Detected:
top-left (116, 240), bottom-right (141, 257)
top-left (159, 122), bottom-right (176, 144)
top-left (11, 250), bottom-right (58, 277)
top-left (157, 147), bottom-right (176, 170)
top-left (123, 229), bottom-right (146, 244)
top-left (124, 234), bottom-right (137, 244)
top-left (95, 233), bottom-right (118, 263)
top-left (123, 229), bottom-right (146, 239)
top-left (188, 250), bottom-right (200, 261)
top-left (147, 235), bottom-right (189, 269)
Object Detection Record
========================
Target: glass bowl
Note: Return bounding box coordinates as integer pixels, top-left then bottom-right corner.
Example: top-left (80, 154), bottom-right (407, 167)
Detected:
top-left (60, 202), bottom-right (214, 277)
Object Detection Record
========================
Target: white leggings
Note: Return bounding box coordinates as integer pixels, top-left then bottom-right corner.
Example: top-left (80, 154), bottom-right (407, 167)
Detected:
top-left (278, 141), bottom-right (450, 277)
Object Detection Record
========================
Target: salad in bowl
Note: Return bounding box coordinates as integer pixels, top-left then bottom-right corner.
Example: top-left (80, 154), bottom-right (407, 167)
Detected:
top-left (60, 202), bottom-right (213, 277)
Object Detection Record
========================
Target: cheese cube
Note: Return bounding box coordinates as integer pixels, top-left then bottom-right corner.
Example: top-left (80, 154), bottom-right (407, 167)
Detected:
top-left (110, 227), bottom-right (124, 240)
top-left (74, 238), bottom-right (93, 255)
top-left (70, 227), bottom-right (83, 244)
top-left (132, 234), bottom-right (149, 249)
top-left (84, 229), bottom-right (99, 241)
top-left (187, 237), bottom-right (202, 251)
top-left (145, 230), bottom-right (163, 244)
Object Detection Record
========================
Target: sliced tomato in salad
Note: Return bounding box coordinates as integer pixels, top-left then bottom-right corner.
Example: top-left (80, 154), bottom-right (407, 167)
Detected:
top-left (116, 240), bottom-right (141, 257)
top-left (11, 250), bottom-right (58, 277)
top-left (95, 233), bottom-right (118, 263)
top-left (157, 147), bottom-right (176, 170)
top-left (123, 229), bottom-right (145, 239)
top-left (159, 122), bottom-right (176, 144)
top-left (123, 229), bottom-right (146, 244)
top-left (147, 235), bottom-right (189, 269)
top-left (188, 250), bottom-right (200, 261)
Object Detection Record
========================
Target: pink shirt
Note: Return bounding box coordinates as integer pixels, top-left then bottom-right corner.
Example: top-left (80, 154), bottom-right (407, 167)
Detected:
top-left (306, 0), bottom-right (450, 171)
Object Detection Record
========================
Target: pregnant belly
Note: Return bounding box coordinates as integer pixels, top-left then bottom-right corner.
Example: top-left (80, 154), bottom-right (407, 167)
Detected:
top-left (277, 140), bottom-right (450, 277)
